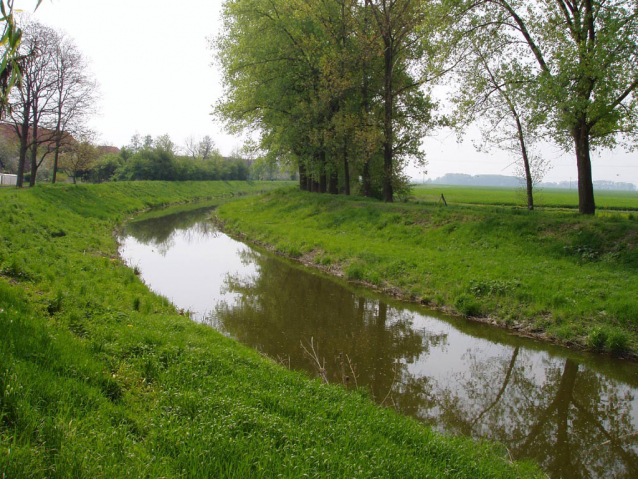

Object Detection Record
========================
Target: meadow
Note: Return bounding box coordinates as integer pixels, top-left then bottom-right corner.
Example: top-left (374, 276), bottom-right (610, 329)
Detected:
top-left (411, 184), bottom-right (638, 211)
top-left (216, 187), bottom-right (638, 355)
top-left (0, 182), bottom-right (539, 478)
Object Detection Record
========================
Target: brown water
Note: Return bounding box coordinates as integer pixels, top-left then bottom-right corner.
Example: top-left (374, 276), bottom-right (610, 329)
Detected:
top-left (120, 205), bottom-right (638, 479)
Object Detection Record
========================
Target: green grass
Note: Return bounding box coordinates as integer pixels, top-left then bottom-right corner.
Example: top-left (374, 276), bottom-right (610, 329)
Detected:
top-left (0, 182), bottom-right (540, 478)
top-left (216, 188), bottom-right (638, 356)
top-left (411, 185), bottom-right (638, 211)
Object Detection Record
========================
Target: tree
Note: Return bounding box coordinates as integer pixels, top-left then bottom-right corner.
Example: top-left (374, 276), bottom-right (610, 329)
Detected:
top-left (216, 0), bottom-right (438, 200)
top-left (184, 135), bottom-right (199, 159)
top-left (59, 136), bottom-right (99, 184)
top-left (9, 18), bottom-right (58, 187)
top-left (91, 152), bottom-right (123, 183)
top-left (199, 135), bottom-right (216, 160)
top-left (50, 33), bottom-right (98, 183)
top-left (451, 35), bottom-right (549, 210)
top-left (364, 0), bottom-right (433, 201)
top-left (458, 0), bottom-right (638, 214)
top-left (155, 134), bottom-right (177, 155)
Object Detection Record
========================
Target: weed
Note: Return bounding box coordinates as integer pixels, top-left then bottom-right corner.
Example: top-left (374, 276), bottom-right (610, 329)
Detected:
top-left (587, 327), bottom-right (608, 350)
top-left (345, 261), bottom-right (365, 281)
top-left (606, 329), bottom-right (630, 355)
top-left (454, 294), bottom-right (483, 317)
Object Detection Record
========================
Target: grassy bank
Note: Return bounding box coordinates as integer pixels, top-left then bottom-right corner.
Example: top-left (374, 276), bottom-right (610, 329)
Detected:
top-left (215, 189), bottom-right (638, 355)
top-left (0, 182), bottom-right (539, 478)
top-left (411, 185), bottom-right (638, 211)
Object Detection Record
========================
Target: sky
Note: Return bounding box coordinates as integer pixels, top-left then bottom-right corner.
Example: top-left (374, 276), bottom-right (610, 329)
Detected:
top-left (16, 0), bottom-right (638, 185)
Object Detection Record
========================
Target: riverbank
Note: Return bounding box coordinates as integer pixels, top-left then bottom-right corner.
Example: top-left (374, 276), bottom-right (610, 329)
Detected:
top-left (0, 182), bottom-right (539, 477)
top-left (215, 189), bottom-right (638, 356)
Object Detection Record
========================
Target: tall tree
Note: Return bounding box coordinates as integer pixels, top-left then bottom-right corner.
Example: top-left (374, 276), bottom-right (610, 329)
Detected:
top-left (364, 0), bottom-right (432, 201)
top-left (457, 0), bottom-right (638, 214)
top-left (9, 19), bottom-right (57, 187)
top-left (451, 35), bottom-right (548, 210)
top-left (50, 33), bottom-right (98, 183)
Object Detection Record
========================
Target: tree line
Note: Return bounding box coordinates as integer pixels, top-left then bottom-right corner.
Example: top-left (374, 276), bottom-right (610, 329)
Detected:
top-left (0, 15), bottom-right (252, 185)
top-left (0, 131), bottom-right (252, 184)
top-left (215, 0), bottom-right (638, 214)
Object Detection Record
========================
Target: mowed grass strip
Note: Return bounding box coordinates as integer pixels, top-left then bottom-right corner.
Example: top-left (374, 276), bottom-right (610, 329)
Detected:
top-left (411, 185), bottom-right (638, 211)
top-left (216, 188), bottom-right (638, 355)
top-left (0, 182), bottom-right (540, 478)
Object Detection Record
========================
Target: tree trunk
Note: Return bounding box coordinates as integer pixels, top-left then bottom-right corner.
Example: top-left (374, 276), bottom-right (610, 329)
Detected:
top-left (343, 140), bottom-right (350, 196)
top-left (361, 161), bottom-right (371, 197)
top-left (299, 163), bottom-right (308, 191)
top-left (328, 168), bottom-right (338, 194)
top-left (52, 150), bottom-right (60, 184)
top-left (514, 114), bottom-right (534, 210)
top-left (16, 105), bottom-right (30, 188)
top-left (382, 39), bottom-right (394, 203)
top-left (573, 121), bottom-right (595, 215)
top-left (29, 100), bottom-right (39, 187)
top-left (319, 150), bottom-right (327, 193)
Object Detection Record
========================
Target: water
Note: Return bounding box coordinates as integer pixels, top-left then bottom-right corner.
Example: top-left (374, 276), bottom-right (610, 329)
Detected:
top-left (120, 205), bottom-right (638, 478)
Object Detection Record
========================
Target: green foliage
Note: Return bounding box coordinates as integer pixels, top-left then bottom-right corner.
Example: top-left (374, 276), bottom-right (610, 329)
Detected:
top-left (454, 0), bottom-right (638, 214)
top-left (113, 148), bottom-right (250, 182)
top-left (0, 182), bottom-right (539, 478)
top-left (216, 189), bottom-right (638, 353)
top-left (90, 153), bottom-right (124, 183)
top-left (215, 0), bottom-right (438, 200)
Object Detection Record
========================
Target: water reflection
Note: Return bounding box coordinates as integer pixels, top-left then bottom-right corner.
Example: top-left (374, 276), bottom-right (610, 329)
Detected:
top-left (120, 207), bottom-right (638, 479)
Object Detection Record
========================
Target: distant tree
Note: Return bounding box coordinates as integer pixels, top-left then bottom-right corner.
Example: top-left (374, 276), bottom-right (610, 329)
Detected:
top-left (0, 136), bottom-right (18, 173)
top-left (184, 135), bottom-right (199, 159)
top-left (199, 135), bottom-right (216, 160)
top-left (142, 134), bottom-right (153, 150)
top-left (59, 136), bottom-right (99, 184)
top-left (155, 134), bottom-right (177, 155)
top-left (90, 152), bottom-right (123, 183)
top-left (128, 133), bottom-right (142, 153)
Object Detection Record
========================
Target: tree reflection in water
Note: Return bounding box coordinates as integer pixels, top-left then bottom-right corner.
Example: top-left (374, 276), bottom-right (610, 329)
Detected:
top-left (423, 350), bottom-right (638, 478)
top-left (212, 249), bottom-right (447, 411)
top-left (212, 248), bottom-right (638, 479)
top-left (123, 207), bottom-right (220, 256)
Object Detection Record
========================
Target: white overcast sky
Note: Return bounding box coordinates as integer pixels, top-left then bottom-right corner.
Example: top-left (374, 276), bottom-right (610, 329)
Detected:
top-left (17, 0), bottom-right (638, 185)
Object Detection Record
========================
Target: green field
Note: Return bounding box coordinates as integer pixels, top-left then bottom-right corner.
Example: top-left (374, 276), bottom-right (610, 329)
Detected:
top-left (411, 184), bottom-right (638, 211)
top-left (216, 188), bottom-right (638, 355)
top-left (0, 182), bottom-right (539, 478)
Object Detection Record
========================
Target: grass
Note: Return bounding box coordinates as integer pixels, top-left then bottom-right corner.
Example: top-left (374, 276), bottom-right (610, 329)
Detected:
top-left (0, 181), bottom-right (540, 478)
top-left (411, 184), bottom-right (638, 211)
top-left (215, 188), bottom-right (638, 356)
